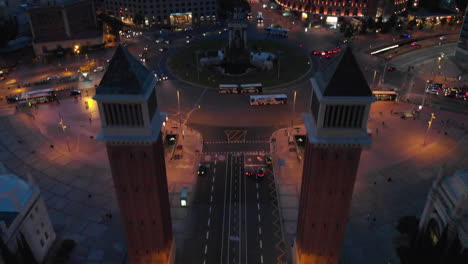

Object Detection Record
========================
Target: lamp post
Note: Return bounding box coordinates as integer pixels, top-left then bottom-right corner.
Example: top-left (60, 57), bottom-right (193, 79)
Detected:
top-left (176, 90), bottom-right (182, 137)
top-left (58, 112), bottom-right (71, 152)
top-left (289, 90), bottom-right (297, 143)
top-left (423, 113), bottom-right (436, 146)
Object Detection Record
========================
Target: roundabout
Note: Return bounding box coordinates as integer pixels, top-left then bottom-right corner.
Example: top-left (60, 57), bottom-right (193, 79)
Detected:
top-left (167, 38), bottom-right (312, 88)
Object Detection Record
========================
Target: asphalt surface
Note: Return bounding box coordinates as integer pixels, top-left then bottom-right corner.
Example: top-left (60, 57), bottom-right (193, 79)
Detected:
top-left (180, 153), bottom-right (283, 264)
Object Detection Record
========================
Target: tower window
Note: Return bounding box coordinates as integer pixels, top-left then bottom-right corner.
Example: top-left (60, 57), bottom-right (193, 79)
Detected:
top-left (323, 104), bottom-right (366, 128)
top-left (102, 103), bottom-right (144, 127)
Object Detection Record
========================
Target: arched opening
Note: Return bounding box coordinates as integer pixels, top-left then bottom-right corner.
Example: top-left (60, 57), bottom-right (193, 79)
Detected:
top-left (427, 218), bottom-right (440, 247)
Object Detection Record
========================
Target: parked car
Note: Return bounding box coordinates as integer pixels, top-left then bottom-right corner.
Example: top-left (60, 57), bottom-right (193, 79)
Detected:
top-left (47, 75), bottom-right (59, 80)
top-left (70, 90), bottom-right (81, 96)
top-left (445, 88), bottom-right (458, 98)
top-left (410, 42), bottom-right (422, 48)
top-left (93, 66), bottom-right (104, 72)
top-left (265, 156), bottom-right (273, 165)
top-left (387, 66), bottom-right (396, 72)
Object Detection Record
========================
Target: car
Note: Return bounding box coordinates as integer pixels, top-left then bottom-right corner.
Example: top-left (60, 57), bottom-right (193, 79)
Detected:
top-left (410, 42), bottom-right (422, 48)
top-left (164, 40), bottom-right (171, 44)
top-left (324, 54), bottom-right (332, 59)
top-left (197, 165), bottom-right (207, 175)
top-left (143, 45), bottom-right (149, 51)
top-left (186, 35), bottom-right (192, 39)
top-left (327, 50), bottom-right (333, 54)
top-left (312, 50), bottom-right (320, 56)
top-left (159, 47), bottom-right (167, 52)
top-left (140, 58), bottom-right (146, 63)
top-left (47, 75), bottom-right (59, 80)
top-left (6, 96), bottom-right (18, 103)
top-left (387, 66), bottom-right (396, 72)
top-left (265, 156), bottom-right (273, 165)
top-left (320, 51), bottom-right (327, 56)
top-left (156, 38), bottom-right (164, 43)
top-left (160, 74), bottom-right (168, 81)
top-left (70, 90), bottom-right (81, 96)
top-left (445, 88), bottom-right (458, 98)
top-left (439, 36), bottom-right (447, 41)
top-left (400, 34), bottom-right (411, 38)
top-left (257, 168), bottom-right (265, 179)
top-left (186, 39), bottom-right (191, 44)
top-left (93, 66), bottom-right (104, 72)
top-left (245, 167), bottom-right (255, 177)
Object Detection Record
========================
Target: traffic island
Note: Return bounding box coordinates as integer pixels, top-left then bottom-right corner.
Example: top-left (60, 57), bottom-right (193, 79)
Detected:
top-left (167, 39), bottom-right (311, 88)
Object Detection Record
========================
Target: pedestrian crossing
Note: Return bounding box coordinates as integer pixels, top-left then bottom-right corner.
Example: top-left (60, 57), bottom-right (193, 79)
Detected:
top-left (204, 140), bottom-right (270, 144)
top-left (203, 151), bottom-right (269, 155)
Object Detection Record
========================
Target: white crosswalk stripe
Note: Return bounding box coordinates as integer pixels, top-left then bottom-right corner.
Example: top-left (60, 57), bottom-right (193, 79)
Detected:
top-left (204, 140), bottom-right (269, 144)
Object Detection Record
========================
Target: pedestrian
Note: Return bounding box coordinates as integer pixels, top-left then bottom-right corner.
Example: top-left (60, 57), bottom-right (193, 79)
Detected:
top-left (89, 117), bottom-right (92, 124)
top-left (375, 128), bottom-right (379, 135)
top-left (366, 213), bottom-right (371, 223)
top-left (382, 121), bottom-right (385, 127)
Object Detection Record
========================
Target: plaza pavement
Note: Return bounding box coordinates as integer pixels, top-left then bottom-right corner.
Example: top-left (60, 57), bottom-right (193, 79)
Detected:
top-left (0, 96), bottom-right (203, 263)
top-left (270, 101), bottom-right (468, 264)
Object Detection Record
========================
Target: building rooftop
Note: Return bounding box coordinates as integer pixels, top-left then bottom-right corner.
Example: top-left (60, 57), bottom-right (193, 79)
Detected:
top-left (442, 168), bottom-right (468, 248)
top-left (0, 173), bottom-right (38, 228)
top-left (315, 47), bottom-right (373, 97)
top-left (96, 45), bottom-right (156, 96)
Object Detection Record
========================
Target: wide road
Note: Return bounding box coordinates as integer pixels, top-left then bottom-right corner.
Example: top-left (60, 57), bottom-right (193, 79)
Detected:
top-left (180, 153), bottom-right (284, 264)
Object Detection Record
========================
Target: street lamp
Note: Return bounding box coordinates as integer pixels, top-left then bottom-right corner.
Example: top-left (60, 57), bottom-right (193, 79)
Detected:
top-left (176, 90), bottom-right (182, 138)
top-left (423, 113), bottom-right (436, 146)
top-left (289, 90), bottom-right (297, 143)
top-left (58, 112), bottom-right (71, 152)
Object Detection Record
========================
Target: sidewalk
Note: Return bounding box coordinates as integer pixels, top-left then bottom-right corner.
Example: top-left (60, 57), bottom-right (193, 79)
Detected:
top-left (270, 101), bottom-right (468, 264)
top-left (0, 96), bottom-right (203, 264)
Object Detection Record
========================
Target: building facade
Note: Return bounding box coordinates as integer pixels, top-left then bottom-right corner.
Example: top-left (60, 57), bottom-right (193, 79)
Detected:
top-left (93, 45), bottom-right (174, 264)
top-left (293, 48), bottom-right (374, 264)
top-left (418, 166), bottom-right (468, 261)
top-left (275, 0), bottom-right (408, 19)
top-left (28, 0), bottom-right (103, 57)
top-left (0, 164), bottom-right (56, 263)
top-left (102, 0), bottom-right (218, 25)
top-left (455, 7), bottom-right (468, 68)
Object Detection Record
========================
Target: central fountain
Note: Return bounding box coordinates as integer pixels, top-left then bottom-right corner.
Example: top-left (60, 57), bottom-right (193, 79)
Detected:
top-left (223, 8), bottom-right (252, 75)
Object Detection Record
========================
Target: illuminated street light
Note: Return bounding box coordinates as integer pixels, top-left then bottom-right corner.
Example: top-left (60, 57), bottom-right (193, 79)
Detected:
top-left (423, 113), bottom-right (436, 146)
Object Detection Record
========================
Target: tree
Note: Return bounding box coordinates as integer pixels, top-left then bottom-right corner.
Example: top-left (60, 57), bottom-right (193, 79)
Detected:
top-left (132, 13), bottom-right (145, 25)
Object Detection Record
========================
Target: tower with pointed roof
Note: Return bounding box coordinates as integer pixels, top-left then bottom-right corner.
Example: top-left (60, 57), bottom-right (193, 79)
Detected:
top-left (293, 48), bottom-right (374, 264)
top-left (93, 45), bottom-right (174, 264)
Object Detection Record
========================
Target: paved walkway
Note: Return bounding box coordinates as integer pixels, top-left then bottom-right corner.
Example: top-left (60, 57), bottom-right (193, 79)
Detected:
top-left (270, 101), bottom-right (468, 264)
top-left (0, 96), bottom-right (203, 263)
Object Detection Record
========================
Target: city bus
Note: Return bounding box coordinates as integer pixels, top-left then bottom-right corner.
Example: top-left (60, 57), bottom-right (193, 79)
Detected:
top-left (18, 88), bottom-right (57, 106)
top-left (250, 94), bottom-right (287, 105)
top-left (240, 83), bottom-right (262, 93)
top-left (264, 27), bottom-right (289, 37)
top-left (372, 90), bottom-right (398, 101)
top-left (218, 84), bottom-right (240, 94)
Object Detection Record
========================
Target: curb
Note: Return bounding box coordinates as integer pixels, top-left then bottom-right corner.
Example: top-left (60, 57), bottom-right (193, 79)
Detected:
top-left (165, 39), bottom-right (314, 92)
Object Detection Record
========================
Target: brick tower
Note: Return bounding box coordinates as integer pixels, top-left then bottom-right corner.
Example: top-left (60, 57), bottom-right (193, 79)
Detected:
top-left (293, 48), bottom-right (374, 264)
top-left (93, 45), bottom-right (174, 264)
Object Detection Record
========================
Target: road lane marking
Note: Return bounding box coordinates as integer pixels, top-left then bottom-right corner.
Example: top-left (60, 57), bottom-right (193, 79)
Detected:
top-left (210, 195), bottom-right (213, 202)
top-left (214, 167), bottom-right (216, 172)
top-left (204, 244), bottom-right (208, 254)
top-left (209, 206), bottom-right (212, 214)
top-left (215, 160), bottom-right (217, 165)
top-left (260, 240), bottom-right (263, 249)
top-left (206, 231), bottom-right (209, 239)
top-left (256, 183), bottom-right (259, 189)
top-left (257, 203), bottom-right (260, 210)
top-left (227, 154), bottom-right (234, 264)
top-left (257, 193), bottom-right (259, 200)
top-left (212, 176), bottom-right (215, 183)
top-left (211, 185), bottom-right (214, 192)
top-left (207, 218), bottom-right (210, 227)
top-left (258, 214), bottom-right (261, 222)
top-left (259, 227), bottom-right (262, 235)
top-left (244, 155), bottom-right (248, 264)
top-left (261, 254), bottom-right (264, 264)
top-left (220, 155), bottom-right (229, 263)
